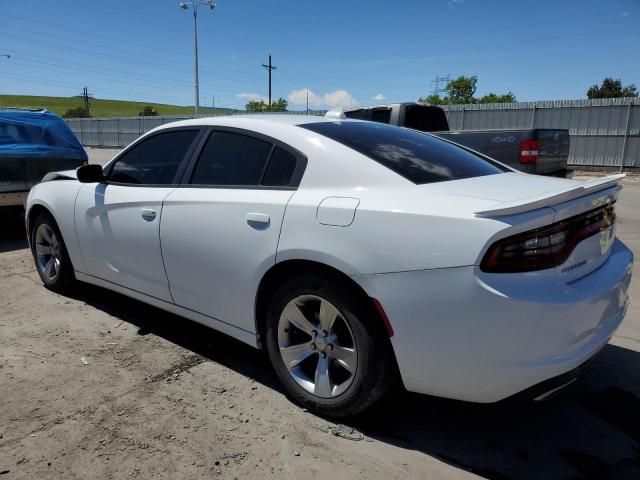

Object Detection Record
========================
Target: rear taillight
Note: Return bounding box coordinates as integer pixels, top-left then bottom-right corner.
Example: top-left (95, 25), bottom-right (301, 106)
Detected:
top-left (481, 204), bottom-right (615, 273)
top-left (519, 139), bottom-right (539, 164)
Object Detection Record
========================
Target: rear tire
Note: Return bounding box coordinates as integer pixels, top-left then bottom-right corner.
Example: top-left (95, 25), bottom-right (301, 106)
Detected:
top-left (30, 212), bottom-right (75, 293)
top-left (265, 273), bottom-right (395, 418)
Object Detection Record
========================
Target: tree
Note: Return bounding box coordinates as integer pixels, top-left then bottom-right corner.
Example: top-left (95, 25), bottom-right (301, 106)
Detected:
top-left (245, 97), bottom-right (288, 112)
top-left (587, 78), bottom-right (638, 99)
top-left (269, 97), bottom-right (288, 112)
top-left (418, 76), bottom-right (516, 105)
top-left (417, 94), bottom-right (448, 105)
top-left (479, 92), bottom-right (516, 103)
top-left (446, 75), bottom-right (477, 104)
top-left (138, 106), bottom-right (158, 116)
top-left (62, 106), bottom-right (91, 118)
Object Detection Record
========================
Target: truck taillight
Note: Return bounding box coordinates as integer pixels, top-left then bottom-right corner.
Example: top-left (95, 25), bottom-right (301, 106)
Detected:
top-left (519, 139), bottom-right (539, 164)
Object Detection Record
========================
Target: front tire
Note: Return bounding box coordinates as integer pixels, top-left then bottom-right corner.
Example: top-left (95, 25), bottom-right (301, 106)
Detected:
top-left (30, 212), bottom-right (75, 293)
top-left (265, 274), bottom-right (394, 418)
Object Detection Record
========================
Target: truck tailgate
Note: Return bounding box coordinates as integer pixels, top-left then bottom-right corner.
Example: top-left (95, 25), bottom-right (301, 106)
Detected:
top-left (536, 129), bottom-right (570, 175)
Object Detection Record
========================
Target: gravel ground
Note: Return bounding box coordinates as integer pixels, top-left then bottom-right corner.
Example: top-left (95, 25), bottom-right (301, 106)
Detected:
top-left (0, 173), bottom-right (638, 479)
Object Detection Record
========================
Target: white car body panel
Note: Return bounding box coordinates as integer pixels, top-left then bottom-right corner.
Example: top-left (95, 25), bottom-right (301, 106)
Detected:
top-left (25, 115), bottom-right (634, 404)
top-left (161, 187), bottom-right (294, 333)
top-left (74, 183), bottom-right (175, 302)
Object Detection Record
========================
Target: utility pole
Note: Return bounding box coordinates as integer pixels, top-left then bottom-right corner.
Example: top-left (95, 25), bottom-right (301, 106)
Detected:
top-left (180, 1), bottom-right (216, 115)
top-left (262, 54), bottom-right (277, 108)
top-left (81, 86), bottom-right (92, 116)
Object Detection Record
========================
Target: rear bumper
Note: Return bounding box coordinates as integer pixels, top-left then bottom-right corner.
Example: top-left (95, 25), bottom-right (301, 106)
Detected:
top-left (353, 239), bottom-right (633, 403)
top-left (0, 190), bottom-right (28, 207)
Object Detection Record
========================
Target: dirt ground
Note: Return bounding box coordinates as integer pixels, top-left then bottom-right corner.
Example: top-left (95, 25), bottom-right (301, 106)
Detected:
top-left (1, 172), bottom-right (639, 479)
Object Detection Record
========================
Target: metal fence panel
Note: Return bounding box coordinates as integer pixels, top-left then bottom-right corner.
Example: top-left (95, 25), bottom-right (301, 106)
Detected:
top-left (65, 100), bottom-right (639, 167)
top-left (442, 97), bottom-right (639, 167)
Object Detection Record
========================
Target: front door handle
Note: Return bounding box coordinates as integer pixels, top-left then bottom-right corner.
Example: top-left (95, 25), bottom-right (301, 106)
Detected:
top-left (141, 208), bottom-right (157, 221)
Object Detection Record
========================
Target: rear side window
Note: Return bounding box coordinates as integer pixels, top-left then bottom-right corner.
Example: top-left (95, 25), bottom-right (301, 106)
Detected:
top-left (191, 131), bottom-right (272, 186)
top-left (109, 130), bottom-right (198, 185)
top-left (301, 121), bottom-right (506, 185)
top-left (262, 147), bottom-right (298, 187)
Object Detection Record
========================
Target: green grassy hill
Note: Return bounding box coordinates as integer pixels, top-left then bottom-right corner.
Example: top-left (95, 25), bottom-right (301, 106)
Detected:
top-left (0, 95), bottom-right (236, 118)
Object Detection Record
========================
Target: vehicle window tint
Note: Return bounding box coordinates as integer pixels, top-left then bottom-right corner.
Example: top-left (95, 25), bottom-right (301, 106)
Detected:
top-left (109, 130), bottom-right (198, 185)
top-left (301, 121), bottom-right (507, 185)
top-left (191, 131), bottom-right (272, 186)
top-left (343, 109), bottom-right (367, 120)
top-left (370, 108), bottom-right (391, 124)
top-left (262, 147), bottom-right (298, 187)
top-left (404, 105), bottom-right (449, 132)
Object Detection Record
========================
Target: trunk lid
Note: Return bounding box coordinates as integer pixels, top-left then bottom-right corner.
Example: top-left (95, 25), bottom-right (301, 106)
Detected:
top-left (429, 172), bottom-right (622, 280)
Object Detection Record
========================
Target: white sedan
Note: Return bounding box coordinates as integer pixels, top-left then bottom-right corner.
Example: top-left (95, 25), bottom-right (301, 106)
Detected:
top-left (26, 114), bottom-right (633, 417)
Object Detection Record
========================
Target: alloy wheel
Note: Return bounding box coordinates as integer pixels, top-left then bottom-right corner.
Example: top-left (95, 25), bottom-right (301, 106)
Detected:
top-left (277, 294), bottom-right (357, 398)
top-left (35, 224), bottom-right (62, 282)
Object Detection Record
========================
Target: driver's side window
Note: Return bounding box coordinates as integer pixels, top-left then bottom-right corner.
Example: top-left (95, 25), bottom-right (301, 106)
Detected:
top-left (109, 129), bottom-right (199, 185)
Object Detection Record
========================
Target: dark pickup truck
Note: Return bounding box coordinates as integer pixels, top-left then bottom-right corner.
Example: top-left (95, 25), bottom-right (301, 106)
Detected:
top-left (341, 102), bottom-right (571, 177)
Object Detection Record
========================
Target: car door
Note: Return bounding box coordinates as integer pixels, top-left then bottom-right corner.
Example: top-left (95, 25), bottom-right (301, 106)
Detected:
top-left (75, 128), bottom-right (201, 302)
top-left (161, 128), bottom-right (306, 333)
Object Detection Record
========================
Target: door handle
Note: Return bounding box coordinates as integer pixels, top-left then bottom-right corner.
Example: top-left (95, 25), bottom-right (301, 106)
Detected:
top-left (141, 208), bottom-right (157, 221)
top-left (246, 212), bottom-right (270, 224)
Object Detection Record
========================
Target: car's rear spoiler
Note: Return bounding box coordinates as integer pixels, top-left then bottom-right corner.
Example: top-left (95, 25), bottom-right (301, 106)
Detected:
top-left (474, 174), bottom-right (624, 217)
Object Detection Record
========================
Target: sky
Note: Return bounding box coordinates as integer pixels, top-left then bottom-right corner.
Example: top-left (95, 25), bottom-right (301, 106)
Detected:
top-left (1, 0), bottom-right (638, 110)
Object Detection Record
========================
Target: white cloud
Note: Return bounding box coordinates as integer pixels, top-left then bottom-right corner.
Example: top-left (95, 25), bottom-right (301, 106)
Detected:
top-left (323, 90), bottom-right (358, 108)
top-left (288, 88), bottom-right (323, 106)
top-left (621, 11), bottom-right (630, 16)
top-left (372, 93), bottom-right (386, 101)
top-left (237, 92), bottom-right (266, 102)
top-left (286, 88), bottom-right (359, 108)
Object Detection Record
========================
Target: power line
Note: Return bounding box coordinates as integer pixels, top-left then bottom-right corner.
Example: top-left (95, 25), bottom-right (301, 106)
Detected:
top-left (261, 54), bottom-right (277, 108)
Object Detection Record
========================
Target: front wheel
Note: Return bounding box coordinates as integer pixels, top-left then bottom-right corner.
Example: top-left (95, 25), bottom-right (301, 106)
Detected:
top-left (30, 212), bottom-right (75, 293)
top-left (265, 274), bottom-right (395, 418)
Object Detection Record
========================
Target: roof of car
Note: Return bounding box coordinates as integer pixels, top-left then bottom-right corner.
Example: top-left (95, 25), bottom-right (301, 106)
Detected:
top-left (155, 114), bottom-right (339, 131)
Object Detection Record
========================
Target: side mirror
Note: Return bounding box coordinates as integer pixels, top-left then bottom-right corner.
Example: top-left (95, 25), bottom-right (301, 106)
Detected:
top-left (77, 164), bottom-right (104, 183)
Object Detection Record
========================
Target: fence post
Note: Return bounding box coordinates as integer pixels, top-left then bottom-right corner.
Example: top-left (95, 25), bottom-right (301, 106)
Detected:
top-left (620, 102), bottom-right (633, 173)
top-left (460, 108), bottom-right (465, 131)
top-left (530, 105), bottom-right (536, 129)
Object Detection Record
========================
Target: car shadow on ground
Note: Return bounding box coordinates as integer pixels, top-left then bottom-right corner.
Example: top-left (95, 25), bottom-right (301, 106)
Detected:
top-left (0, 208), bottom-right (28, 253)
top-left (64, 281), bottom-right (640, 480)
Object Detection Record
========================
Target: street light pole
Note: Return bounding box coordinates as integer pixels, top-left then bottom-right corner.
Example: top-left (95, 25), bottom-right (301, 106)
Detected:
top-left (180, 1), bottom-right (215, 116)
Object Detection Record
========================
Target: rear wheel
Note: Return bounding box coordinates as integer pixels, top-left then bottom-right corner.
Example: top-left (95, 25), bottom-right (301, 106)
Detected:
top-left (265, 274), bottom-right (394, 418)
top-left (30, 212), bottom-right (75, 293)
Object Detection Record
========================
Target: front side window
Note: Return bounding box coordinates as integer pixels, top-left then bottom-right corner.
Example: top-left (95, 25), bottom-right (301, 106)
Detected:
top-left (109, 130), bottom-right (198, 185)
top-left (190, 131), bottom-right (273, 186)
top-left (301, 121), bottom-right (507, 185)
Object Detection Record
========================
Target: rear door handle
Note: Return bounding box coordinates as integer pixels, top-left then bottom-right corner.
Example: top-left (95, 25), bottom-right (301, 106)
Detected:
top-left (246, 212), bottom-right (270, 224)
top-left (141, 208), bottom-right (156, 221)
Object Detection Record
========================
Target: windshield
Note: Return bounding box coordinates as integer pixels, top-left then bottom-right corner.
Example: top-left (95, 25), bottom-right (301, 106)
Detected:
top-left (301, 121), bottom-right (507, 185)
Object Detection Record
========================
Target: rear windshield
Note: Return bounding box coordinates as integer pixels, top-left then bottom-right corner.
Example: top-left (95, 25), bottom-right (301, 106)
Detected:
top-left (301, 121), bottom-right (506, 185)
